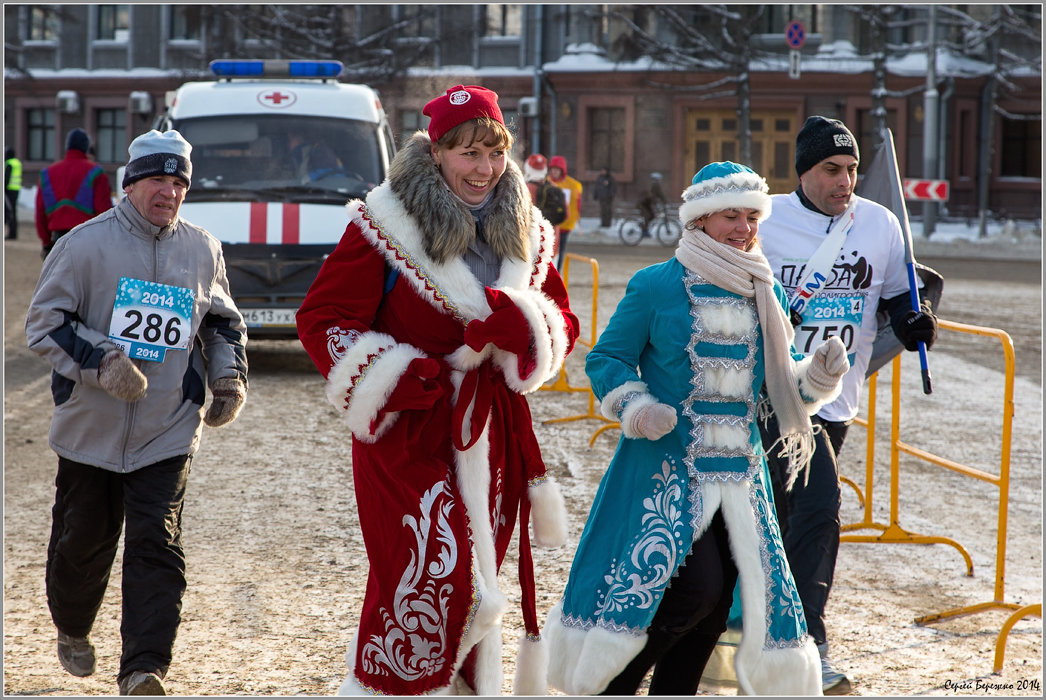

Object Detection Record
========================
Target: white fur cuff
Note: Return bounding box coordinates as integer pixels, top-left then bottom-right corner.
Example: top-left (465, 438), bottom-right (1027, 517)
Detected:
top-left (325, 332), bottom-right (427, 443)
top-left (795, 354), bottom-right (844, 415)
top-left (529, 478), bottom-right (567, 548)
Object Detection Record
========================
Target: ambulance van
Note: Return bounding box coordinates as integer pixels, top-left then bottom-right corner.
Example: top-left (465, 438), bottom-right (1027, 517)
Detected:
top-left (139, 59), bottom-right (396, 338)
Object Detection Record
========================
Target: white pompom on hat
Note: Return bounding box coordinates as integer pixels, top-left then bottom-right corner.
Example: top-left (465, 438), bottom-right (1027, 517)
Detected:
top-left (679, 161), bottom-right (772, 227)
top-left (122, 129), bottom-right (193, 188)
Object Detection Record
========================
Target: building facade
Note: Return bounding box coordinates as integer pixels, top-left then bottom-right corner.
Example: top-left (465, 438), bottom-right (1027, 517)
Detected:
top-left (4, 4), bottom-right (1041, 221)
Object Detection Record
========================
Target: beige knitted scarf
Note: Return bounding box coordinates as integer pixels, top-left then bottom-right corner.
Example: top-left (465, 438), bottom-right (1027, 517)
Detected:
top-left (675, 228), bottom-right (815, 487)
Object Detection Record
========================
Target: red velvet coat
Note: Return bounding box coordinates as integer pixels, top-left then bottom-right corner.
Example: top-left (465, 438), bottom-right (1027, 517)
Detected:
top-left (296, 136), bottom-right (578, 696)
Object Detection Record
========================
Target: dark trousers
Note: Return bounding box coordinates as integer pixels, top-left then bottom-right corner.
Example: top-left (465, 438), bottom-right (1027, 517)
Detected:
top-left (599, 200), bottom-right (613, 228)
top-left (4, 188), bottom-right (17, 238)
top-left (46, 454), bottom-right (191, 682)
top-left (761, 412), bottom-right (849, 646)
top-left (601, 510), bottom-right (738, 696)
top-left (556, 229), bottom-right (571, 270)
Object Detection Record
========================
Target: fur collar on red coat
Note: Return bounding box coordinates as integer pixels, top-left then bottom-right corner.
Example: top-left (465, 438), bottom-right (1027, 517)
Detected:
top-left (386, 130), bottom-right (533, 265)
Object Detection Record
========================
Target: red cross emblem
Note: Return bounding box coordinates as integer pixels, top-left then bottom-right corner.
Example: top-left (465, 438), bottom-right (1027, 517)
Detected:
top-left (257, 90), bottom-right (297, 109)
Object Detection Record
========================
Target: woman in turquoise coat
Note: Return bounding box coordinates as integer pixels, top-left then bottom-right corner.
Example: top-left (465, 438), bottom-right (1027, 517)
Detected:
top-left (544, 162), bottom-right (850, 696)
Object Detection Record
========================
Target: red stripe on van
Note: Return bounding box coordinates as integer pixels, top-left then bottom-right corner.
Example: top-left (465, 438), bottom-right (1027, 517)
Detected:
top-left (282, 203), bottom-right (299, 244)
top-left (249, 202), bottom-right (266, 243)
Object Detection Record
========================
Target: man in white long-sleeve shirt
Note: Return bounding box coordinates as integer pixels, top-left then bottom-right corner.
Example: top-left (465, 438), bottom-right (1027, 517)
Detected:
top-left (757, 116), bottom-right (939, 695)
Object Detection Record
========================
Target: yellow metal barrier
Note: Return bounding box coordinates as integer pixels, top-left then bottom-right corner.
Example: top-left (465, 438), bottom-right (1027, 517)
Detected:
top-left (839, 318), bottom-right (1040, 671)
top-left (994, 603), bottom-right (1042, 672)
top-left (541, 253), bottom-right (614, 431)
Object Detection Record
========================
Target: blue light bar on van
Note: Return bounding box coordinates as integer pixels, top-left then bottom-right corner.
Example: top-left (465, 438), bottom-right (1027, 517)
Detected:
top-left (209, 60), bottom-right (344, 79)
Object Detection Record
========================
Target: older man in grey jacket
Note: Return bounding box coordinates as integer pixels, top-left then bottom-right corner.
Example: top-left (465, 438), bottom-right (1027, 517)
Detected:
top-left (25, 129), bottom-right (248, 696)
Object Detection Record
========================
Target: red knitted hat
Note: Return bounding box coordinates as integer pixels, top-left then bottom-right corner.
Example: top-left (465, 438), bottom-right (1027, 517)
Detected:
top-left (423, 85), bottom-right (504, 143)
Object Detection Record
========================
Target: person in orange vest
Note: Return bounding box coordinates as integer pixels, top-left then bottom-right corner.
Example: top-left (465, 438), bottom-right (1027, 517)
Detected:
top-left (35, 128), bottom-right (112, 258)
top-left (548, 155), bottom-right (583, 269)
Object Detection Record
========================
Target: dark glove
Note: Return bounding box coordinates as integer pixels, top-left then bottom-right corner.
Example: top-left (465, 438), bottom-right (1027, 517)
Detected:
top-left (204, 376), bottom-right (247, 427)
top-left (464, 288), bottom-right (532, 356)
top-left (895, 302), bottom-right (938, 351)
top-left (98, 349), bottom-right (148, 402)
top-left (371, 358), bottom-right (443, 433)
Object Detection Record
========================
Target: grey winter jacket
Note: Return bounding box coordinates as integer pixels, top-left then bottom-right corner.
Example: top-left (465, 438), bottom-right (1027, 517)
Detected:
top-left (25, 197), bottom-right (248, 472)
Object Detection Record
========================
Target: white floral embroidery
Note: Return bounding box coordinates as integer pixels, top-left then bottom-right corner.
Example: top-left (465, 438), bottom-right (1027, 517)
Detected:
top-left (596, 461), bottom-right (686, 616)
top-left (360, 482), bottom-right (459, 681)
top-left (326, 325), bottom-right (361, 364)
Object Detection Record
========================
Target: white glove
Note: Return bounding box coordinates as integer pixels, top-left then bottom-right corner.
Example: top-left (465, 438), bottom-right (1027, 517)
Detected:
top-left (204, 376), bottom-right (247, 427)
top-left (627, 402), bottom-right (677, 441)
top-left (98, 349), bottom-right (147, 402)
top-left (806, 336), bottom-right (850, 394)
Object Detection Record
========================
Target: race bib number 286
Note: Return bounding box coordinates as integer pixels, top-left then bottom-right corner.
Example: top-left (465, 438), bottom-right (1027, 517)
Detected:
top-left (108, 278), bottom-right (194, 362)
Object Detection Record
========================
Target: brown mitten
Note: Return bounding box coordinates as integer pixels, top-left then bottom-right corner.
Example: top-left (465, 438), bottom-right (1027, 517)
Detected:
top-left (98, 349), bottom-right (148, 402)
top-left (204, 377), bottom-right (247, 427)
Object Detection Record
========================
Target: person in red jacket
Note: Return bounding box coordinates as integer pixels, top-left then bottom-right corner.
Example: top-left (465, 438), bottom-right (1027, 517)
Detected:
top-left (35, 128), bottom-right (112, 258)
top-left (295, 85), bottom-right (579, 695)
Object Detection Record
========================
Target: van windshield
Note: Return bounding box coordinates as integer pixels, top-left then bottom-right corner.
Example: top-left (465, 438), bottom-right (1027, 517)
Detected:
top-left (174, 114), bottom-right (384, 202)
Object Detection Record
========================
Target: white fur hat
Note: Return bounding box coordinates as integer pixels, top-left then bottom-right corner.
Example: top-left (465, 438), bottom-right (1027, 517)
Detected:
top-left (679, 161), bottom-right (771, 227)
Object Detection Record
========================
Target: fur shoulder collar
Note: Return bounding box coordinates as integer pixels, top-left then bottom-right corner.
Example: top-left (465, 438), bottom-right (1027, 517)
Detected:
top-left (344, 134), bottom-right (557, 323)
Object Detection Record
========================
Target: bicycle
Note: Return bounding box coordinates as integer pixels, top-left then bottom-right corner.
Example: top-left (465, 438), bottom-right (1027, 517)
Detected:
top-left (617, 206), bottom-right (682, 247)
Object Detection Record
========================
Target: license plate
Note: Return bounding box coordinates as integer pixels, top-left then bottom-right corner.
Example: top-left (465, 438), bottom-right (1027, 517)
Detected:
top-left (240, 307), bottom-right (297, 327)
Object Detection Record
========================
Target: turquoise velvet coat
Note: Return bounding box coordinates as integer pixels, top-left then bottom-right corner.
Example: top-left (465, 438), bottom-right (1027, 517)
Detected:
top-left (545, 257), bottom-right (823, 696)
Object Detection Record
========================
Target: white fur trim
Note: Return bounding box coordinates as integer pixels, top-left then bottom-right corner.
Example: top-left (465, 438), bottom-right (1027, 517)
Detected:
top-left (741, 638), bottom-right (823, 695)
top-left (795, 354), bottom-right (844, 415)
top-left (529, 478), bottom-right (568, 548)
top-left (470, 630), bottom-right (504, 696)
top-left (526, 288), bottom-right (571, 381)
top-left (705, 422), bottom-right (752, 452)
top-left (697, 299), bottom-right (758, 337)
top-left (570, 624), bottom-right (648, 695)
top-left (454, 432), bottom-right (498, 592)
top-left (544, 599), bottom-right (646, 695)
top-left (513, 634), bottom-right (549, 695)
top-left (679, 171), bottom-right (772, 227)
top-left (705, 365), bottom-right (755, 399)
top-left (324, 332), bottom-right (426, 443)
top-left (598, 380), bottom-right (649, 422)
top-left (352, 194), bottom-right (490, 321)
top-left (716, 482), bottom-right (821, 695)
top-left (542, 601), bottom-right (575, 692)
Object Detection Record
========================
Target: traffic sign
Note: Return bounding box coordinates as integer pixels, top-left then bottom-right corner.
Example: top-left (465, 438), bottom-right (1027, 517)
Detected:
top-left (789, 50), bottom-right (801, 79)
top-left (903, 179), bottom-right (949, 201)
top-left (786, 20), bottom-right (806, 49)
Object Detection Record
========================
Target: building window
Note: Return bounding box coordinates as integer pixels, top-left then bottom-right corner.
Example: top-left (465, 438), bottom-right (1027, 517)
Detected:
top-left (26, 6), bottom-right (58, 42)
top-left (27, 109), bottom-right (56, 161)
top-left (483, 4), bottom-right (522, 37)
top-left (393, 5), bottom-right (437, 37)
top-left (587, 107), bottom-right (626, 172)
top-left (169, 6), bottom-right (202, 41)
top-left (95, 109), bottom-right (127, 163)
top-left (97, 5), bottom-right (130, 42)
top-left (399, 109), bottom-right (429, 147)
top-left (999, 116), bottom-right (1041, 178)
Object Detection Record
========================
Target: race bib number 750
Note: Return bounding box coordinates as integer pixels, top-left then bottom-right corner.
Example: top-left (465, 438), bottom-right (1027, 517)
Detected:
top-left (794, 294), bottom-right (863, 357)
top-left (108, 277), bottom-right (194, 362)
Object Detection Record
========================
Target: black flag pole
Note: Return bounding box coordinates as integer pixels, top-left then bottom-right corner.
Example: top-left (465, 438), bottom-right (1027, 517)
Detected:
top-left (875, 127), bottom-right (933, 394)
